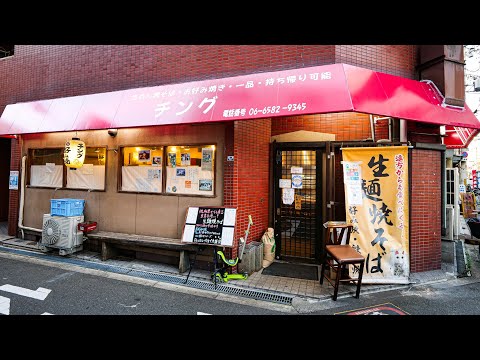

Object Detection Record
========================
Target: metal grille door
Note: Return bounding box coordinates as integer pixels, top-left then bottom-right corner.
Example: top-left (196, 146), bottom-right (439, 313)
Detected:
top-left (275, 149), bottom-right (318, 261)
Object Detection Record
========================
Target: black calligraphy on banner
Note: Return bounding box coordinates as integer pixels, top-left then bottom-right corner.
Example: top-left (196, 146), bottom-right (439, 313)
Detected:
top-left (342, 146), bottom-right (410, 283)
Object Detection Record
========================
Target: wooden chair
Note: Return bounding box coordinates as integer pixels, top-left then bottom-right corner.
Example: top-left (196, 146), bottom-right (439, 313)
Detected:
top-left (320, 222), bottom-right (365, 301)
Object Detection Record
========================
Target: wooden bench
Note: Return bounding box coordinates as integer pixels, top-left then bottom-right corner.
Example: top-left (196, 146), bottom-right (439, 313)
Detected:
top-left (86, 231), bottom-right (199, 273)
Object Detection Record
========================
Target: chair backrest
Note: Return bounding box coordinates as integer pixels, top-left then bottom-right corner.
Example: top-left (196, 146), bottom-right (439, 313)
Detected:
top-left (325, 223), bottom-right (353, 246)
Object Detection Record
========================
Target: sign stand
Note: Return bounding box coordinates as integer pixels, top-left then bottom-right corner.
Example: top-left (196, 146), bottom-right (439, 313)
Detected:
top-left (181, 206), bottom-right (238, 288)
top-left (183, 245), bottom-right (206, 284)
top-left (212, 246), bottom-right (219, 289)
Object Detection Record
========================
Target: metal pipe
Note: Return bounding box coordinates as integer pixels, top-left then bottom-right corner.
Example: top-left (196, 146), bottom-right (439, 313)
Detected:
top-left (388, 118), bottom-right (392, 141)
top-left (18, 155), bottom-right (42, 239)
top-left (400, 119), bottom-right (407, 142)
top-left (369, 114), bottom-right (375, 142)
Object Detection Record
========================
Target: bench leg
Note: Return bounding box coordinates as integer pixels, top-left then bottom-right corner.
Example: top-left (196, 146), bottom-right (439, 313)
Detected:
top-left (101, 241), bottom-right (117, 261)
top-left (179, 250), bottom-right (190, 273)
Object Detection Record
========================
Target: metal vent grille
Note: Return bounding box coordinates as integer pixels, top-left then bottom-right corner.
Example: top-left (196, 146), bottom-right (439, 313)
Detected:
top-left (42, 219), bottom-right (60, 244)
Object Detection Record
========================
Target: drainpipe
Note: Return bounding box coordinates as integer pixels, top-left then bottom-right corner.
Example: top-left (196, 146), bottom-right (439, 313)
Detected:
top-left (369, 114), bottom-right (375, 142)
top-left (18, 155), bottom-right (42, 239)
top-left (388, 118), bottom-right (392, 141)
top-left (400, 119), bottom-right (407, 142)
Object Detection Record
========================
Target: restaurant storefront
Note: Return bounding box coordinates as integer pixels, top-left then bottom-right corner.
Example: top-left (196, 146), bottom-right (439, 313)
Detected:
top-left (1, 53), bottom-right (480, 282)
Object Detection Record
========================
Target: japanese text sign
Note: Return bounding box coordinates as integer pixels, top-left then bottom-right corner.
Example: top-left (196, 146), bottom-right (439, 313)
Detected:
top-left (182, 206), bottom-right (237, 247)
top-left (342, 146), bottom-right (409, 284)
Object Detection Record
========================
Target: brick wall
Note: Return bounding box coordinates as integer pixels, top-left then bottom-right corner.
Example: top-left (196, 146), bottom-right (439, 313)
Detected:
top-left (410, 149), bottom-right (442, 272)
top-left (228, 119), bottom-right (271, 260)
top-left (335, 45), bottom-right (417, 79)
top-left (0, 139), bottom-right (10, 221)
top-left (272, 112), bottom-right (372, 140)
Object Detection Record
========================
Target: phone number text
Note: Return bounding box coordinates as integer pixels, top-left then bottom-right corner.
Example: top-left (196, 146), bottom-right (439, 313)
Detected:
top-left (248, 103), bottom-right (307, 116)
top-left (222, 103), bottom-right (308, 118)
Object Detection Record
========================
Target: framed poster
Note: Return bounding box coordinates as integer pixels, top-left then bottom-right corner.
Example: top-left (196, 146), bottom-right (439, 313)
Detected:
top-left (152, 156), bottom-right (162, 166)
top-left (138, 149), bottom-right (151, 162)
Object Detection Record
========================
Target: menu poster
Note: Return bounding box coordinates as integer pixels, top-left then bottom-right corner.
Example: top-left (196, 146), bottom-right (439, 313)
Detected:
top-left (181, 206), bottom-right (237, 247)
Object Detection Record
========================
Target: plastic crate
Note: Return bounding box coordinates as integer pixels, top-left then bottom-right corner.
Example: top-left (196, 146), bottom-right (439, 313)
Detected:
top-left (50, 199), bottom-right (85, 217)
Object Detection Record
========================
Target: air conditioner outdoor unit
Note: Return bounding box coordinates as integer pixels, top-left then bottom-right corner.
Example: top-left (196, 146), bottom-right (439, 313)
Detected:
top-left (39, 214), bottom-right (85, 256)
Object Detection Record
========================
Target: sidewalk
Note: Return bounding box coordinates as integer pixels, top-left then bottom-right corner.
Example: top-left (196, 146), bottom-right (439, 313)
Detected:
top-left (1, 235), bottom-right (478, 311)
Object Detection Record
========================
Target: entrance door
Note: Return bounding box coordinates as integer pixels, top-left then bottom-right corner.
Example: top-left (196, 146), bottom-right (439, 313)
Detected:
top-left (273, 143), bottom-right (324, 263)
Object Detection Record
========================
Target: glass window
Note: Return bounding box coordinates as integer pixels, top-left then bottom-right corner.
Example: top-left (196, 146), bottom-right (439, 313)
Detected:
top-left (165, 145), bottom-right (215, 196)
top-left (121, 146), bottom-right (163, 193)
top-left (66, 147), bottom-right (106, 190)
top-left (28, 148), bottom-right (64, 188)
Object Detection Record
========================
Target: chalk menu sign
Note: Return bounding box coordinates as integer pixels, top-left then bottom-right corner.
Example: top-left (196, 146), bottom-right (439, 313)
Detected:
top-left (181, 206), bottom-right (237, 247)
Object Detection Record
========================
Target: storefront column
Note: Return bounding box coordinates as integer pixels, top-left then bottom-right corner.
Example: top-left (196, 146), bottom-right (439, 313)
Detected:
top-left (223, 119), bottom-right (271, 261)
top-left (8, 137), bottom-right (21, 236)
top-left (410, 147), bottom-right (443, 272)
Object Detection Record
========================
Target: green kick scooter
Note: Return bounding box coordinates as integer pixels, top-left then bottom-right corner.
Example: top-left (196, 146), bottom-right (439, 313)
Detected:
top-left (212, 215), bottom-right (253, 284)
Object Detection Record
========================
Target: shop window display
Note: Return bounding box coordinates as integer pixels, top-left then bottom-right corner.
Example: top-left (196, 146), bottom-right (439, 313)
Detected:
top-left (28, 148), bottom-right (64, 188)
top-left (66, 147), bottom-right (106, 190)
top-left (121, 146), bottom-right (163, 193)
top-left (165, 145), bottom-right (215, 196)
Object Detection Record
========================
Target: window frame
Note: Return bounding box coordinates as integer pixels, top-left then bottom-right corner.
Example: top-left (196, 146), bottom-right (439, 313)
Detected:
top-left (65, 145), bottom-right (108, 192)
top-left (117, 144), bottom-right (166, 195)
top-left (117, 142), bottom-right (217, 198)
top-left (27, 146), bottom-right (108, 192)
top-left (27, 147), bottom-right (65, 189)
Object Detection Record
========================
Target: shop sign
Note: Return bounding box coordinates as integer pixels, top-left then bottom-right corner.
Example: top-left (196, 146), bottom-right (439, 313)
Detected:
top-left (342, 146), bottom-right (410, 284)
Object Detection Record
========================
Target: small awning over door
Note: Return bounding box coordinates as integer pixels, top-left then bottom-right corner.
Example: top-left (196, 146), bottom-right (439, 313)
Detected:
top-left (443, 126), bottom-right (479, 149)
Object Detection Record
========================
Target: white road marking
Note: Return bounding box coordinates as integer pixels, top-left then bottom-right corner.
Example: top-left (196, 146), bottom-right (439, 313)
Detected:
top-left (41, 312), bottom-right (54, 315)
top-left (0, 296), bottom-right (10, 315)
top-left (0, 284), bottom-right (51, 300)
top-left (197, 311), bottom-right (212, 315)
top-left (45, 272), bottom-right (75, 283)
top-left (119, 303), bottom-right (140, 308)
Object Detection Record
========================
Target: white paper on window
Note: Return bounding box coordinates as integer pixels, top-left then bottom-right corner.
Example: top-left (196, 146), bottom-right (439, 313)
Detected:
top-left (67, 165), bottom-right (105, 190)
top-left (182, 224), bottom-right (196, 243)
top-left (45, 163), bottom-right (56, 173)
top-left (221, 226), bottom-right (235, 247)
top-left (166, 166), bottom-right (213, 195)
top-left (185, 207), bottom-right (199, 224)
top-left (223, 208), bottom-right (237, 226)
top-left (122, 166), bottom-right (162, 193)
top-left (30, 165), bottom-right (63, 188)
top-left (81, 163), bottom-right (94, 175)
top-left (186, 166), bottom-right (199, 181)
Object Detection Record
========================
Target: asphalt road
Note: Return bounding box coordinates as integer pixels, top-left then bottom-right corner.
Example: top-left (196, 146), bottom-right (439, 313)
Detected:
top-left (0, 255), bottom-right (287, 316)
top-left (3, 249), bottom-right (480, 318)
top-left (309, 277), bottom-right (480, 315)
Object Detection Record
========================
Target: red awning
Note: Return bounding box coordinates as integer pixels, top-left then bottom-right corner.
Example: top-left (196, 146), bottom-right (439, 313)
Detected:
top-left (443, 126), bottom-right (479, 149)
top-left (1, 63), bottom-right (479, 135)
